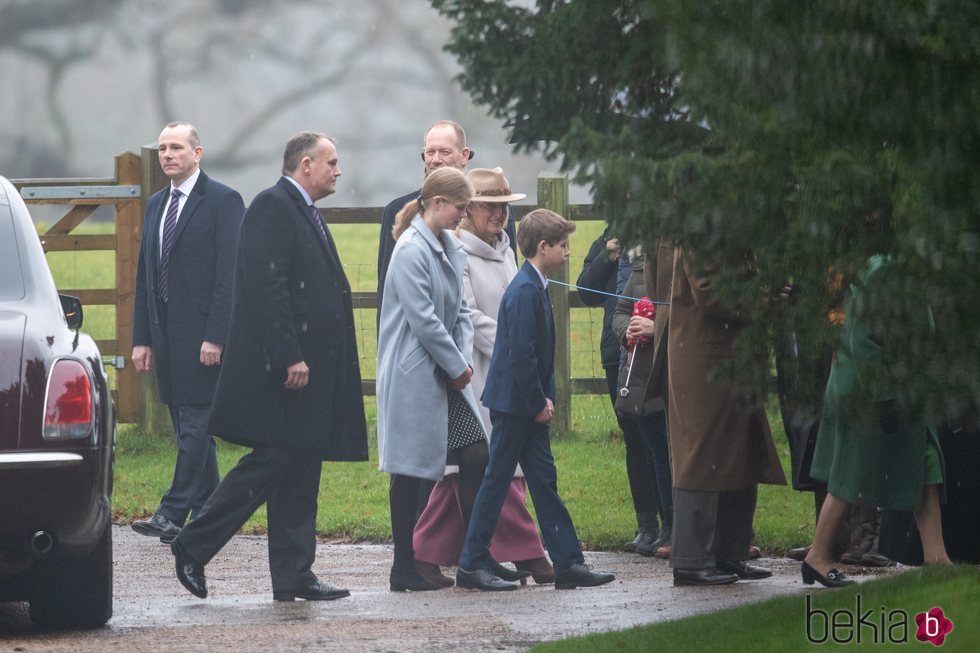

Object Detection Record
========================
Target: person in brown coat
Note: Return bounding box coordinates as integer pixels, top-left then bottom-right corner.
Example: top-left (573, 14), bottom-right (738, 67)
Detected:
top-left (666, 246), bottom-right (787, 586)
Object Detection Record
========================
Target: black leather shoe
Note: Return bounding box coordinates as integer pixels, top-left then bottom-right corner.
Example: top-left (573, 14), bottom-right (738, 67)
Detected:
top-left (801, 561), bottom-right (855, 587)
top-left (171, 539), bottom-right (207, 598)
top-left (273, 579), bottom-right (350, 601)
top-left (490, 559), bottom-right (531, 583)
top-left (718, 559), bottom-right (772, 580)
top-left (456, 568), bottom-right (518, 591)
top-left (133, 513), bottom-right (181, 543)
top-left (390, 564), bottom-right (443, 592)
top-left (672, 567), bottom-right (738, 587)
top-left (554, 563), bottom-right (615, 590)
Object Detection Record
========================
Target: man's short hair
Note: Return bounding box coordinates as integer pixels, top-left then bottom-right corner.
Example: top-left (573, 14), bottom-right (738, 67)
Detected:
top-left (164, 121), bottom-right (201, 148)
top-left (282, 132), bottom-right (335, 175)
top-left (423, 120), bottom-right (467, 150)
top-left (517, 209), bottom-right (576, 259)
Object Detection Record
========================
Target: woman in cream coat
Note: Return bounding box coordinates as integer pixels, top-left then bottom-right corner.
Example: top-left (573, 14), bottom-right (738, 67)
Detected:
top-left (413, 168), bottom-right (552, 586)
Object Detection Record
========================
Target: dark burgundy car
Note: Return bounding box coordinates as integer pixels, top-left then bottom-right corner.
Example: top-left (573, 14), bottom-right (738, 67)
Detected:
top-left (0, 176), bottom-right (115, 628)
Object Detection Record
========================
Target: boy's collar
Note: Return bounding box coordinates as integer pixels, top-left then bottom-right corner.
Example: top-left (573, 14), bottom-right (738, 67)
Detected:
top-left (526, 260), bottom-right (549, 288)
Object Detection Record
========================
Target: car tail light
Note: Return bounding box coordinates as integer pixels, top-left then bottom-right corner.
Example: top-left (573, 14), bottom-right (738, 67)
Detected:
top-left (43, 359), bottom-right (93, 439)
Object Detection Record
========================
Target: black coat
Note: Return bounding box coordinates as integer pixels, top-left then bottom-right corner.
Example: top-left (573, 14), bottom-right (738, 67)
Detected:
top-left (132, 170), bottom-right (244, 405)
top-left (576, 227), bottom-right (620, 370)
top-left (208, 178), bottom-right (368, 460)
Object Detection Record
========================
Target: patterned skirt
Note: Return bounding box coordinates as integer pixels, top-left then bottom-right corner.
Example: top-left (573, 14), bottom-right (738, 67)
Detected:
top-left (447, 388), bottom-right (485, 452)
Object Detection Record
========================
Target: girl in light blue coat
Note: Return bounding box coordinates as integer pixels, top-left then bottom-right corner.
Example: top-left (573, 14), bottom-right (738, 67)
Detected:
top-left (377, 167), bottom-right (489, 592)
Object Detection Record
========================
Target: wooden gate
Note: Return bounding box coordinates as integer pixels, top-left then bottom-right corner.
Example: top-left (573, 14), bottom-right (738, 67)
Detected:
top-left (15, 158), bottom-right (605, 435)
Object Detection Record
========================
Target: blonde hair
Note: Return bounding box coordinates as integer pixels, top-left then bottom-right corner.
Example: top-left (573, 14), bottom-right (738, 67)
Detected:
top-left (393, 167), bottom-right (473, 240)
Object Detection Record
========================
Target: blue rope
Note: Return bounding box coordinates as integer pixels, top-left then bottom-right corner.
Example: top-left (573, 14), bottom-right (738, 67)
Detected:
top-left (548, 279), bottom-right (671, 305)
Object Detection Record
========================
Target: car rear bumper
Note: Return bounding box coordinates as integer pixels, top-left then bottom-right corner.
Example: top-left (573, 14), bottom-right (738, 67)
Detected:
top-left (0, 449), bottom-right (111, 572)
top-left (0, 452), bottom-right (85, 468)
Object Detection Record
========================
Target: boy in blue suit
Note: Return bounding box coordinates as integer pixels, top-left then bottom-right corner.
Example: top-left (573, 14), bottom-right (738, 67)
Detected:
top-left (456, 209), bottom-right (616, 591)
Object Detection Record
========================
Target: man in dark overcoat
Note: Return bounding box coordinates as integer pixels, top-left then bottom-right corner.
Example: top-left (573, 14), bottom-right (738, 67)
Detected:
top-left (131, 122), bottom-right (244, 543)
top-left (169, 132), bottom-right (369, 602)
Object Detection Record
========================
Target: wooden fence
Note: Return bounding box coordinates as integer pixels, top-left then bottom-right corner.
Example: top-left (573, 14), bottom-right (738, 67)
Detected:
top-left (13, 151), bottom-right (606, 434)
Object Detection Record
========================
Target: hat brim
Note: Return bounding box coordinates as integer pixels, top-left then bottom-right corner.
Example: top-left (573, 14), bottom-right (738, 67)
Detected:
top-left (473, 192), bottom-right (527, 203)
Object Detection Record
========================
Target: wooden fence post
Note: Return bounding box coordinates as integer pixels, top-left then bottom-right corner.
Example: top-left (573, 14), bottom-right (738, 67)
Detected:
top-left (134, 146), bottom-right (172, 434)
top-left (537, 174), bottom-right (571, 435)
top-left (114, 152), bottom-right (142, 424)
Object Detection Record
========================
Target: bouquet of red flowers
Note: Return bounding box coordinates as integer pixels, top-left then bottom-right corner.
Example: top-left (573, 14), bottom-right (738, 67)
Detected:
top-left (620, 297), bottom-right (656, 397)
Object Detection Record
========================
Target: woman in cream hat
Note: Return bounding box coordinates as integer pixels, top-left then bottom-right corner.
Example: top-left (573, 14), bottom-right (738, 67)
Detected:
top-left (412, 168), bottom-right (554, 586)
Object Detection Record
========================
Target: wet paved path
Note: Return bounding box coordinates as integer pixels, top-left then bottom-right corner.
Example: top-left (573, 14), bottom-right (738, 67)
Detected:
top-left (0, 526), bottom-right (893, 651)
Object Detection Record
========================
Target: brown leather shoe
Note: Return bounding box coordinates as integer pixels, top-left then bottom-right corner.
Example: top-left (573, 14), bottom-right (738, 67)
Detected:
top-left (514, 557), bottom-right (555, 584)
top-left (416, 561), bottom-right (454, 587)
top-left (787, 546), bottom-right (810, 561)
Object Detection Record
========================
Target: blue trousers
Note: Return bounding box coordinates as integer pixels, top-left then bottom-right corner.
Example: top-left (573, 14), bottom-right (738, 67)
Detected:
top-left (459, 410), bottom-right (584, 573)
top-left (158, 403), bottom-right (219, 525)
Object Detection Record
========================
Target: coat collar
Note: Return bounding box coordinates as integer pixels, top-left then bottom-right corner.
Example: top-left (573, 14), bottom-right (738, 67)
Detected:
top-left (410, 215), bottom-right (468, 279)
top-left (276, 176), bottom-right (344, 270)
top-left (457, 228), bottom-right (510, 262)
top-left (409, 214), bottom-right (465, 256)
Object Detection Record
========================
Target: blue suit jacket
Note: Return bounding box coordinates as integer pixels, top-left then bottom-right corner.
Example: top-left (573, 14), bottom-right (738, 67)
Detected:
top-left (482, 261), bottom-right (556, 418)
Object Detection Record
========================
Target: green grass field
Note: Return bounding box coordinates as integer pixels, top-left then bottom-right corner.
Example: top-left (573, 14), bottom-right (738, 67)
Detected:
top-left (42, 217), bottom-right (813, 550)
top-left (532, 565), bottom-right (979, 652)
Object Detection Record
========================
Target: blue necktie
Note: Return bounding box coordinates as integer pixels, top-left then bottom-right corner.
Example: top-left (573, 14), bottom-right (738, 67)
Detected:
top-left (159, 187), bottom-right (181, 303)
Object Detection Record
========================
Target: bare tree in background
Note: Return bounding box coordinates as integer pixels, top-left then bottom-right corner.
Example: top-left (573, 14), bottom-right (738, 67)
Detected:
top-left (0, 0), bottom-right (466, 183)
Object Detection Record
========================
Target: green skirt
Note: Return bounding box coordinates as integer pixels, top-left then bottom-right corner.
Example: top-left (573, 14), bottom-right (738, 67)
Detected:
top-left (924, 436), bottom-right (944, 486)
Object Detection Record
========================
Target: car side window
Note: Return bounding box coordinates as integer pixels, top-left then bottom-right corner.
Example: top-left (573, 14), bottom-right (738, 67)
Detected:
top-left (0, 208), bottom-right (26, 301)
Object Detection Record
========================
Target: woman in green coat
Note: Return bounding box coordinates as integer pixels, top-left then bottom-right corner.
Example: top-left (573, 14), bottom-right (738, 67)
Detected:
top-left (803, 256), bottom-right (951, 586)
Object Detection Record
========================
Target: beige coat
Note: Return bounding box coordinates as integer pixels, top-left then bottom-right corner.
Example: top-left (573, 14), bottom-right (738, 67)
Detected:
top-left (666, 247), bottom-right (786, 491)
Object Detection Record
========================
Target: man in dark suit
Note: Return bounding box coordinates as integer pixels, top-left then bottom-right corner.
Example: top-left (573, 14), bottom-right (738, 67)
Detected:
top-left (169, 132), bottom-right (369, 602)
top-left (455, 209), bottom-right (615, 591)
top-left (131, 122), bottom-right (245, 543)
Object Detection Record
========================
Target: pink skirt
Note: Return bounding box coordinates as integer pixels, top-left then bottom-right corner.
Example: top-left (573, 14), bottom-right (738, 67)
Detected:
top-left (413, 476), bottom-right (546, 566)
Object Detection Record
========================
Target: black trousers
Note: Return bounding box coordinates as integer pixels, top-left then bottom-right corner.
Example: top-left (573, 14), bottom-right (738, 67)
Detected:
top-left (176, 445), bottom-right (322, 592)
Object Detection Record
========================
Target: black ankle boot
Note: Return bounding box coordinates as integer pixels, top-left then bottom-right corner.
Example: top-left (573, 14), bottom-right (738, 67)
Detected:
top-left (638, 508), bottom-right (672, 556)
top-left (624, 512), bottom-right (660, 553)
top-left (390, 563), bottom-right (442, 592)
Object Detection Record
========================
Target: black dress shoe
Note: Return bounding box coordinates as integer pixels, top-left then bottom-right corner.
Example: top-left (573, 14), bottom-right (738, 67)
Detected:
top-left (801, 561), bottom-right (855, 587)
top-left (672, 567), bottom-right (738, 587)
top-left (273, 579), bottom-right (350, 601)
top-left (133, 513), bottom-right (181, 543)
top-left (390, 564), bottom-right (443, 592)
top-left (455, 568), bottom-right (518, 591)
top-left (718, 559), bottom-right (773, 580)
top-left (554, 563), bottom-right (615, 590)
top-left (171, 539), bottom-right (207, 598)
top-left (490, 559), bottom-right (531, 583)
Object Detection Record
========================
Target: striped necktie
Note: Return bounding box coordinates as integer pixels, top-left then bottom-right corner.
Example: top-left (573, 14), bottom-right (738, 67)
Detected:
top-left (309, 204), bottom-right (328, 241)
top-left (159, 187), bottom-right (182, 303)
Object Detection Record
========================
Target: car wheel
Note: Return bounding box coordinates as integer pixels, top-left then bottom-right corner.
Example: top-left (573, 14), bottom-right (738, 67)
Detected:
top-left (29, 522), bottom-right (113, 629)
